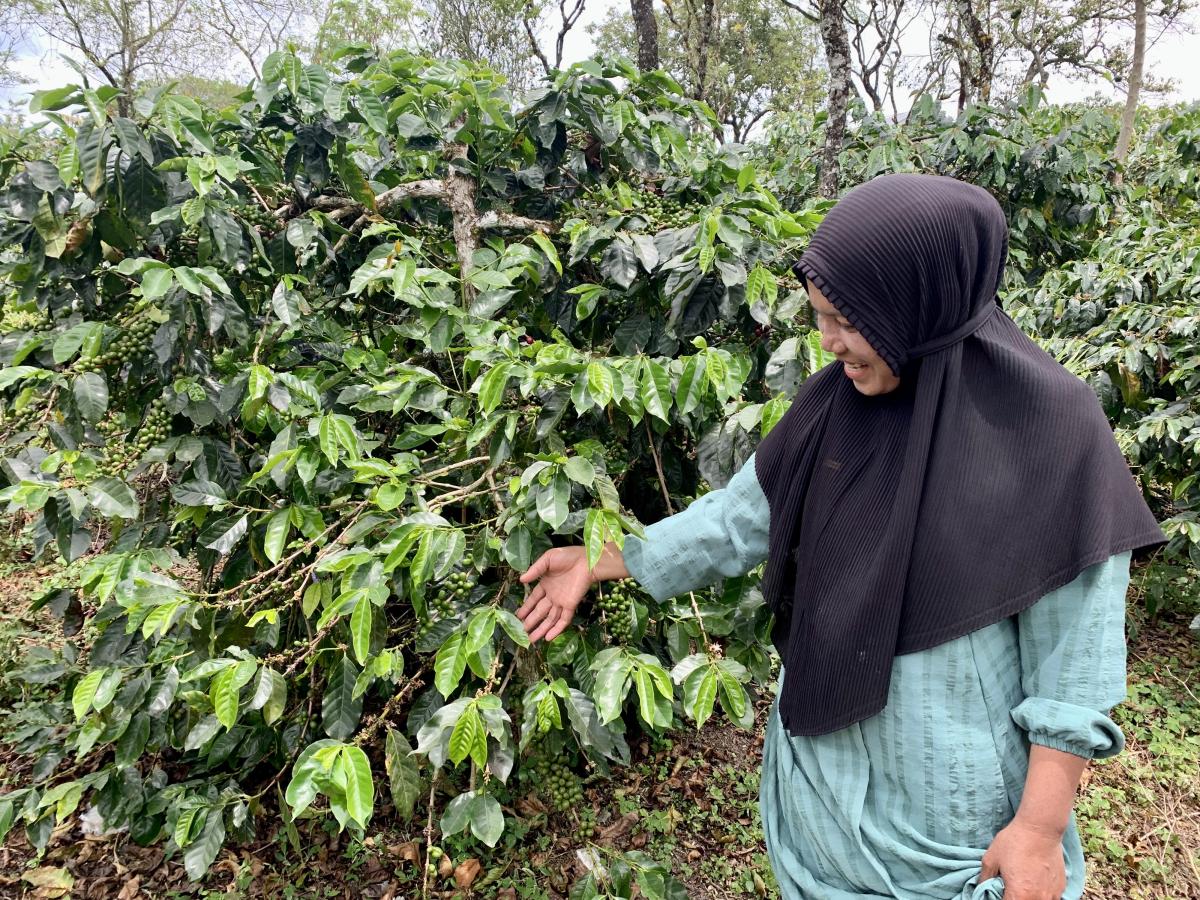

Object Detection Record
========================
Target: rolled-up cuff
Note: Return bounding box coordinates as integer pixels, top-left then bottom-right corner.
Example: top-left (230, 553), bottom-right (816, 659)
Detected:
top-left (1011, 697), bottom-right (1125, 760)
top-left (620, 534), bottom-right (675, 602)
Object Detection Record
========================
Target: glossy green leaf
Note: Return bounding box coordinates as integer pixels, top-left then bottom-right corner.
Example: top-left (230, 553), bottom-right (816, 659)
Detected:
top-left (340, 745), bottom-right (374, 828)
top-left (350, 595), bottom-right (372, 664)
top-left (677, 355), bottom-right (708, 415)
top-left (448, 702), bottom-right (485, 766)
top-left (322, 655), bottom-right (362, 740)
top-left (530, 231), bottom-right (561, 275)
top-left (385, 728), bottom-right (421, 820)
top-left (73, 372), bottom-right (108, 423)
top-left (72, 668), bottom-right (106, 720)
top-left (183, 808), bottom-right (224, 880)
top-left (478, 362), bottom-right (512, 414)
top-left (434, 632), bottom-right (468, 697)
top-left (262, 508), bottom-right (291, 565)
top-left (469, 793), bottom-right (504, 847)
top-left (86, 477), bottom-right (139, 519)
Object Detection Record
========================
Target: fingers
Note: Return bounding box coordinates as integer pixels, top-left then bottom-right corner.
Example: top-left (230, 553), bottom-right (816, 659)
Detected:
top-left (519, 550), bottom-right (553, 584)
top-left (542, 608), bottom-right (573, 643)
top-left (529, 605), bottom-right (566, 644)
top-left (515, 584), bottom-right (545, 621)
top-left (519, 596), bottom-right (553, 634)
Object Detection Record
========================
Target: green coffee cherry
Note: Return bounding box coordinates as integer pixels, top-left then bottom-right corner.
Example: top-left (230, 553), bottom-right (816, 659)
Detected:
top-left (596, 578), bottom-right (637, 645)
top-left (529, 755), bottom-right (584, 813)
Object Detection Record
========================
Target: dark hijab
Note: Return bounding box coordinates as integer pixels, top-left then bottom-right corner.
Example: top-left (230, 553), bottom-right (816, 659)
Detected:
top-left (754, 174), bottom-right (1164, 736)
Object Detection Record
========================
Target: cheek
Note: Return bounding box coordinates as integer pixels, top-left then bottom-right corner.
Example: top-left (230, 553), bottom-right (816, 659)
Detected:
top-left (874, 364), bottom-right (900, 392)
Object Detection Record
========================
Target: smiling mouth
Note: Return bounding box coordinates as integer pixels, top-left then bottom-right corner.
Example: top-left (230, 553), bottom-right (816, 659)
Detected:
top-left (844, 362), bottom-right (867, 372)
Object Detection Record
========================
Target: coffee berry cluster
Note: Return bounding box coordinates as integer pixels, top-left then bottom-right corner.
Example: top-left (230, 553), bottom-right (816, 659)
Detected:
top-left (574, 808), bottom-right (598, 841)
top-left (636, 192), bottom-right (703, 230)
top-left (232, 201), bottom-right (279, 238)
top-left (75, 317), bottom-right (157, 373)
top-left (596, 578), bottom-right (636, 645)
top-left (417, 559), bottom-right (476, 639)
top-left (529, 755), bottom-right (584, 813)
top-left (136, 398), bottom-right (171, 451)
top-left (2, 403), bottom-right (43, 437)
top-left (95, 416), bottom-right (133, 476)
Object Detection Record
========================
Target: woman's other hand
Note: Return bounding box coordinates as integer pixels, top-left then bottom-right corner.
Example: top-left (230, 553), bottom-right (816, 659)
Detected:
top-left (978, 819), bottom-right (1066, 900)
top-left (518, 542), bottom-right (629, 643)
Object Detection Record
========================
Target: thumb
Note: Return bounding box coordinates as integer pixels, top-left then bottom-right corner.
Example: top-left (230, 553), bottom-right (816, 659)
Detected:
top-left (978, 853), bottom-right (999, 882)
top-left (519, 551), bottom-right (551, 583)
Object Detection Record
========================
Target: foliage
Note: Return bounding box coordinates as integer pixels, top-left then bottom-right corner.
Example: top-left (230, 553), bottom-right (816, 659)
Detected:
top-left (590, 0), bottom-right (826, 142)
top-left (0, 49), bottom-right (822, 874)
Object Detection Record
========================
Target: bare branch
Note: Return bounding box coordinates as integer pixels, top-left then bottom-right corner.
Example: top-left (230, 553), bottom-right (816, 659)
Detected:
top-left (476, 211), bottom-right (557, 231)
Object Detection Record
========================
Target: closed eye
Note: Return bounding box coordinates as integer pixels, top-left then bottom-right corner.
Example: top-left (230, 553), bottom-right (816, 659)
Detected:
top-left (817, 310), bottom-right (857, 333)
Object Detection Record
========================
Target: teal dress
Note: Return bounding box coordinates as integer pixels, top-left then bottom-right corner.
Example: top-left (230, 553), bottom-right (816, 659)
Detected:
top-left (622, 453), bottom-right (1128, 900)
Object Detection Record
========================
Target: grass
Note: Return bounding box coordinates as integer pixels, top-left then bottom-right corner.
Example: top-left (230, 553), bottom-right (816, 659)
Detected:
top-left (1078, 592), bottom-right (1200, 900)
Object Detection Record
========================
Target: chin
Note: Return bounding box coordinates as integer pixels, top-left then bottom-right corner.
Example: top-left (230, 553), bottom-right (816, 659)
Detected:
top-left (852, 374), bottom-right (900, 396)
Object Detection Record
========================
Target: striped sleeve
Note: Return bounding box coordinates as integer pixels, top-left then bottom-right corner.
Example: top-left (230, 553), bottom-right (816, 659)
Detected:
top-left (621, 453), bottom-right (770, 601)
top-left (1010, 552), bottom-right (1131, 759)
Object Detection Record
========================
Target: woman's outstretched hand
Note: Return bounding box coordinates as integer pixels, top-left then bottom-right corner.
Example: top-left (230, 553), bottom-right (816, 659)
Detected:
top-left (517, 541), bottom-right (630, 643)
top-left (517, 547), bottom-right (593, 643)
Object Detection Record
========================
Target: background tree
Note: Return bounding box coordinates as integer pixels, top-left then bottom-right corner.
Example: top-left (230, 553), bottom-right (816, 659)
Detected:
top-left (845, 0), bottom-right (916, 119)
top-left (914, 0), bottom-right (1190, 111)
top-left (630, 0), bottom-right (661, 69)
top-left (780, 0), bottom-right (853, 195)
top-left (201, 0), bottom-right (308, 78)
top-left (592, 0), bottom-right (825, 141)
top-left (1114, 0), bottom-right (1146, 167)
top-left (9, 0), bottom-right (196, 115)
top-left (420, 0), bottom-right (545, 90)
top-left (521, 0), bottom-right (589, 76)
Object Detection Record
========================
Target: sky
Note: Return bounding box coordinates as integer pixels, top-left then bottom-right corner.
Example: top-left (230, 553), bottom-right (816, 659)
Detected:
top-left (3, 1), bottom-right (1199, 113)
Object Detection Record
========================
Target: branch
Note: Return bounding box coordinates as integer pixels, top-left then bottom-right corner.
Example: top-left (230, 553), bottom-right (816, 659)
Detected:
top-left (554, 0), bottom-right (588, 68)
top-left (476, 211), bottom-right (557, 232)
top-left (522, 12), bottom-right (553, 75)
top-left (375, 180), bottom-right (448, 213)
top-left (781, 0), bottom-right (820, 22)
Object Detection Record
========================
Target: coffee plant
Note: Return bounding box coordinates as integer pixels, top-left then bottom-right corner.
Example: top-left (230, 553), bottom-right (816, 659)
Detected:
top-left (0, 50), bottom-right (817, 876)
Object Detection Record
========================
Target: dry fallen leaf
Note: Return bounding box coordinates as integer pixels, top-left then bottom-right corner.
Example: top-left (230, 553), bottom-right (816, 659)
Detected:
top-left (597, 810), bottom-right (638, 845)
top-left (453, 858), bottom-right (481, 889)
top-left (437, 855), bottom-right (454, 878)
top-left (22, 866), bottom-right (74, 899)
top-left (388, 840), bottom-right (421, 865)
top-left (116, 875), bottom-right (142, 900)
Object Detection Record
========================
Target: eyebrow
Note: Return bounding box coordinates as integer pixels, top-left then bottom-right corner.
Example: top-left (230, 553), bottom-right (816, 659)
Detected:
top-left (814, 307), bottom-right (853, 325)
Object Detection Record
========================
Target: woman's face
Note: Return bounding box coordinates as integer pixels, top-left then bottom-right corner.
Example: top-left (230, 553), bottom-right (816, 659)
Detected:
top-left (808, 282), bottom-right (900, 397)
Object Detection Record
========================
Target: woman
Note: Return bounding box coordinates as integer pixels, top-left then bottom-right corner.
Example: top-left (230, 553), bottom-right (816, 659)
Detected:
top-left (516, 174), bottom-right (1163, 899)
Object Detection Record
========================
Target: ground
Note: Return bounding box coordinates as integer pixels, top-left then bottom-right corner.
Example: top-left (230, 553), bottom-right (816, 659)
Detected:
top-left (0, 549), bottom-right (1197, 900)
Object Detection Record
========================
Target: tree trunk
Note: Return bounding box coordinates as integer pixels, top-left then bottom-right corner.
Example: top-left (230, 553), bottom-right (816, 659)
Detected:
top-left (818, 0), bottom-right (851, 198)
top-left (954, 0), bottom-right (993, 105)
top-left (630, 0), bottom-right (660, 70)
top-left (693, 0), bottom-right (717, 103)
top-left (1114, 0), bottom-right (1146, 168)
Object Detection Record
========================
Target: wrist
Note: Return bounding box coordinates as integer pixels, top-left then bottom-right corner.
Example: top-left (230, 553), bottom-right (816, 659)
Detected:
top-left (1011, 809), bottom-right (1069, 839)
top-left (588, 541), bottom-right (629, 584)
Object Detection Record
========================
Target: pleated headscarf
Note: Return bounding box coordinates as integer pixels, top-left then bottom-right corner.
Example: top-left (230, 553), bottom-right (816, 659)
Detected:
top-left (755, 174), bottom-right (1164, 737)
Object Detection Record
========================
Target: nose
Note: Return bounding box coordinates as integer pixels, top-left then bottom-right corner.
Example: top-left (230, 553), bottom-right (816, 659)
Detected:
top-left (818, 323), bottom-right (842, 354)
